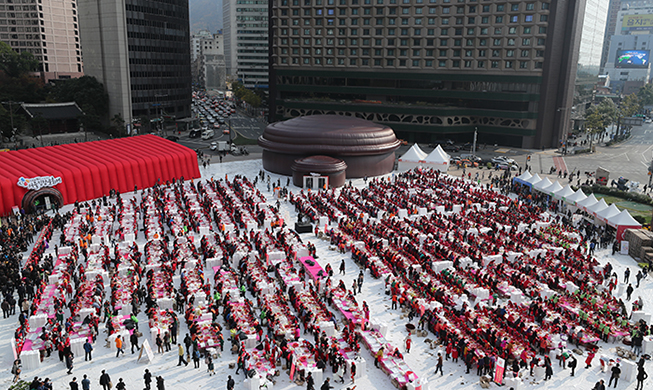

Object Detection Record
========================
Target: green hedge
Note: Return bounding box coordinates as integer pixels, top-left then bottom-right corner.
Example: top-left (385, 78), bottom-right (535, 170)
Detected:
top-left (580, 184), bottom-right (653, 206)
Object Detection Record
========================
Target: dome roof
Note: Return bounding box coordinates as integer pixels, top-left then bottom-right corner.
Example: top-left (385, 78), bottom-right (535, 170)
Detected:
top-left (291, 155), bottom-right (348, 174)
top-left (258, 115), bottom-right (400, 156)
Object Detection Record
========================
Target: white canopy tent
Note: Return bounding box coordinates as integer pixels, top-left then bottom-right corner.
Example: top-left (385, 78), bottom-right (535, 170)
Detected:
top-left (596, 204), bottom-right (621, 224)
top-left (539, 181), bottom-right (563, 196)
top-left (533, 177), bottom-right (553, 192)
top-left (585, 198), bottom-right (609, 217)
top-left (553, 185), bottom-right (575, 201)
top-left (513, 171), bottom-right (532, 185)
top-left (564, 189), bottom-right (587, 206)
top-left (524, 173), bottom-right (542, 188)
top-left (423, 145), bottom-right (451, 173)
top-left (576, 193), bottom-right (598, 209)
top-left (608, 210), bottom-right (643, 241)
top-left (397, 144), bottom-right (428, 172)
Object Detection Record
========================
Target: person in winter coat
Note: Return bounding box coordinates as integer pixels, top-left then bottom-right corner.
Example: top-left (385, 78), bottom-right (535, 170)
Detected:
top-left (227, 375), bottom-right (235, 390)
top-left (593, 379), bottom-right (606, 390)
top-left (636, 366), bottom-right (648, 390)
top-left (320, 378), bottom-right (333, 390)
top-left (81, 375), bottom-right (90, 390)
top-left (99, 370), bottom-right (111, 390)
top-left (115, 378), bottom-right (125, 390)
top-left (65, 352), bottom-right (74, 375)
top-left (155, 334), bottom-right (163, 354)
top-left (306, 372), bottom-right (315, 390)
top-left (11, 359), bottom-right (21, 383)
top-left (156, 376), bottom-right (165, 390)
top-left (568, 355), bottom-right (577, 376)
top-left (83, 341), bottom-right (93, 361)
top-left (178, 344), bottom-right (188, 366)
top-left (115, 335), bottom-right (124, 357)
top-left (351, 361), bottom-right (357, 383)
top-left (193, 349), bottom-right (201, 368)
top-left (585, 350), bottom-right (596, 368)
top-left (405, 334), bottom-right (412, 353)
top-left (206, 355), bottom-right (215, 376)
top-left (130, 332), bottom-right (140, 354)
top-left (143, 369), bottom-right (152, 390)
top-left (608, 363), bottom-right (621, 388)
top-left (69, 377), bottom-right (79, 390)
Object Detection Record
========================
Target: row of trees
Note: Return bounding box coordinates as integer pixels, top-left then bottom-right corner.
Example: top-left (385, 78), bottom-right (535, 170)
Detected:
top-left (0, 42), bottom-right (109, 141)
top-left (230, 81), bottom-right (262, 108)
top-left (584, 84), bottom-right (653, 139)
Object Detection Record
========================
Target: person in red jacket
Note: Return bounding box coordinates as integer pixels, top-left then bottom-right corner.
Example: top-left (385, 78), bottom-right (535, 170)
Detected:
top-left (585, 350), bottom-right (596, 369)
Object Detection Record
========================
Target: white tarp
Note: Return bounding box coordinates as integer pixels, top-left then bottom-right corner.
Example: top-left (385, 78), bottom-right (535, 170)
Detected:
top-left (539, 181), bottom-right (563, 196)
top-left (525, 173), bottom-right (542, 186)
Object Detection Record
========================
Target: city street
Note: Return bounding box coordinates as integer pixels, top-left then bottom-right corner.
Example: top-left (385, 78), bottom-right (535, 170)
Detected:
top-left (551, 123), bottom-right (653, 188)
top-left (176, 111), bottom-right (266, 152)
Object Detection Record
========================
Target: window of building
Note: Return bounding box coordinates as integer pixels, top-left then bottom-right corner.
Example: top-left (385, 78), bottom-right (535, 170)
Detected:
top-left (478, 49), bottom-right (486, 56)
top-left (440, 38), bottom-right (448, 45)
top-left (519, 61), bottom-right (528, 68)
top-left (438, 59), bottom-right (447, 66)
top-left (510, 15), bottom-right (518, 22)
top-left (400, 59), bottom-right (407, 65)
top-left (442, 7), bottom-right (450, 13)
top-left (495, 16), bottom-right (502, 23)
top-left (540, 15), bottom-right (547, 22)
top-left (520, 49), bottom-right (529, 57)
top-left (491, 60), bottom-right (499, 68)
top-left (538, 26), bottom-right (546, 33)
top-left (452, 59), bottom-right (460, 67)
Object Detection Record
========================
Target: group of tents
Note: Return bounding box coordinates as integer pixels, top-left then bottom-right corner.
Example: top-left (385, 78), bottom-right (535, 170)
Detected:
top-left (397, 144), bottom-right (450, 173)
top-left (513, 171), bottom-right (642, 241)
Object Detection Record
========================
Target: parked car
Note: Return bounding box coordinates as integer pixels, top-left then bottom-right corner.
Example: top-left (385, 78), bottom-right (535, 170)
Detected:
top-left (491, 156), bottom-right (515, 165)
top-left (497, 163), bottom-right (518, 171)
top-left (189, 129), bottom-right (202, 138)
top-left (166, 135), bottom-right (179, 142)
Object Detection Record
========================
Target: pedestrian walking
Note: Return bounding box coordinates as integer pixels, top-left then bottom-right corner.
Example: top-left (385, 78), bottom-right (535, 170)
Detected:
top-left (178, 344), bottom-right (188, 366)
top-left (115, 335), bottom-right (124, 357)
top-left (130, 332), bottom-right (140, 354)
top-left (568, 355), bottom-right (577, 376)
top-left (115, 378), bottom-right (126, 390)
top-left (306, 372), bottom-right (315, 390)
top-left (70, 377), bottom-right (79, 390)
top-left (81, 375), bottom-right (90, 390)
top-left (144, 369), bottom-right (152, 390)
top-left (227, 375), bottom-right (235, 390)
top-left (156, 334), bottom-right (164, 354)
top-left (627, 284), bottom-right (634, 300)
top-left (156, 376), bottom-right (165, 390)
top-left (625, 268), bottom-right (631, 283)
top-left (193, 349), bottom-right (201, 368)
top-left (339, 260), bottom-right (345, 275)
top-left (435, 353), bottom-right (443, 376)
top-left (11, 359), bottom-right (21, 383)
top-left (636, 366), bottom-right (648, 390)
top-left (585, 350), bottom-right (595, 368)
top-left (405, 334), bottom-right (412, 353)
top-left (608, 363), bottom-right (621, 388)
top-left (99, 370), bottom-right (111, 390)
top-left (83, 340), bottom-right (93, 361)
top-left (65, 352), bottom-right (74, 374)
top-left (351, 361), bottom-right (356, 383)
top-left (636, 270), bottom-right (643, 288)
top-left (206, 355), bottom-right (215, 376)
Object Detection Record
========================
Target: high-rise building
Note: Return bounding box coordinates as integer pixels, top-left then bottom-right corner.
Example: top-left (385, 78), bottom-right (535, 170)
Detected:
top-left (270, 0), bottom-right (585, 148)
top-left (224, 0), bottom-right (269, 88)
top-left (578, 0), bottom-right (609, 73)
top-left (0, 0), bottom-right (83, 81)
top-left (192, 29), bottom-right (213, 62)
top-left (195, 32), bottom-right (227, 90)
top-left (78, 0), bottom-right (192, 130)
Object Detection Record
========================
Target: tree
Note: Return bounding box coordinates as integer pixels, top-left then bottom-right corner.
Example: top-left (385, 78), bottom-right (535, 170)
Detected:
top-left (47, 76), bottom-right (109, 131)
top-left (620, 93), bottom-right (641, 117)
top-left (637, 84), bottom-right (653, 107)
top-left (111, 113), bottom-right (126, 136)
top-left (0, 42), bottom-right (39, 78)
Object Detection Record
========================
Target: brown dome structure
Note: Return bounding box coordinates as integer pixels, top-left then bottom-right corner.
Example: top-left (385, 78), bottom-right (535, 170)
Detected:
top-left (291, 155), bottom-right (348, 188)
top-left (258, 115), bottom-right (400, 178)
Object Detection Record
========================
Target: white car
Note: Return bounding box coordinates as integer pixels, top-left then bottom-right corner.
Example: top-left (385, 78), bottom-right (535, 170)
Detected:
top-left (492, 156), bottom-right (515, 165)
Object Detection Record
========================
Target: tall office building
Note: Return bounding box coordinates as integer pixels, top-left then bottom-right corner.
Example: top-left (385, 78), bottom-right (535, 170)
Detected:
top-left (0, 0), bottom-right (83, 81)
top-left (78, 0), bottom-right (192, 129)
top-left (270, 0), bottom-right (585, 148)
top-left (192, 29), bottom-right (213, 61)
top-left (224, 0), bottom-right (269, 88)
top-left (194, 31), bottom-right (227, 90)
top-left (578, 0), bottom-right (609, 73)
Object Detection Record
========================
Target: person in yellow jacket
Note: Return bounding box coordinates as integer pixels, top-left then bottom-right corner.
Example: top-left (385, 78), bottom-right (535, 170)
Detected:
top-left (374, 347), bottom-right (384, 368)
top-left (178, 344), bottom-right (188, 366)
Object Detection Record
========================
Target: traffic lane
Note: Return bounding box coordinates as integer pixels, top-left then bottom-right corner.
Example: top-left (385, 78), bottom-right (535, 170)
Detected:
top-left (563, 123), bottom-right (653, 185)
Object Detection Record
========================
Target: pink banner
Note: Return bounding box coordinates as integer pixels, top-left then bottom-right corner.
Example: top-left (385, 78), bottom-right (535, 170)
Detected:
top-left (494, 357), bottom-right (505, 385)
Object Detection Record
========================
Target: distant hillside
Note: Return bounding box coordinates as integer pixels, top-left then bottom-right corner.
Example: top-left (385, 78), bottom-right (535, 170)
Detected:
top-left (189, 0), bottom-right (222, 34)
